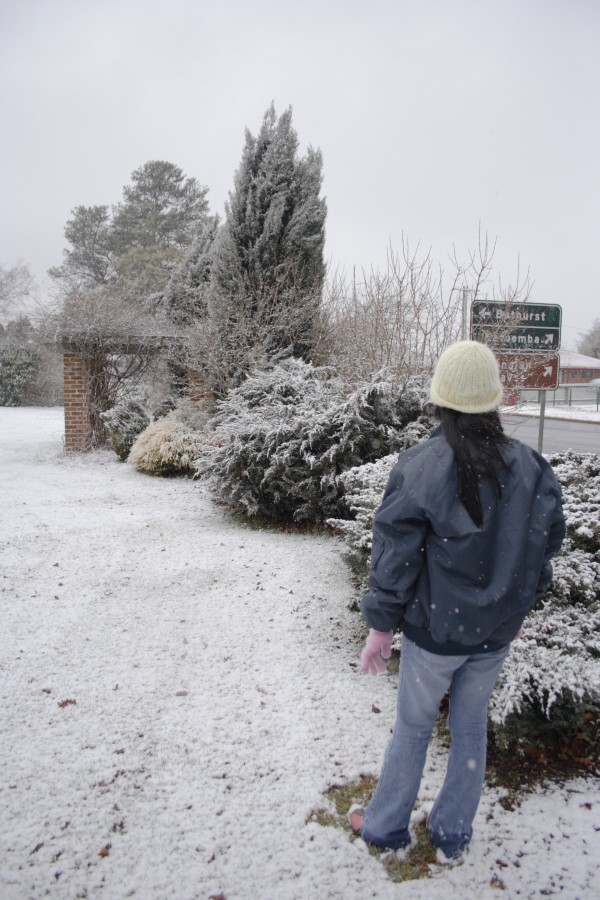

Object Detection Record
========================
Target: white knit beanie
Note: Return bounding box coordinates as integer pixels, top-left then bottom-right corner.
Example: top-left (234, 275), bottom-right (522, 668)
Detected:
top-left (430, 340), bottom-right (503, 414)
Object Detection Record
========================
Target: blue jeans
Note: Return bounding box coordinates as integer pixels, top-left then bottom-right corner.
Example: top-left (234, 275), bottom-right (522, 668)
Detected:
top-left (361, 635), bottom-right (510, 856)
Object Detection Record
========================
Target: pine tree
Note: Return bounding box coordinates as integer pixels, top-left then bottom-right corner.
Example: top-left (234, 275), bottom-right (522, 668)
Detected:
top-left (48, 205), bottom-right (114, 286)
top-left (50, 162), bottom-right (210, 293)
top-left (210, 104), bottom-right (327, 389)
top-left (112, 160), bottom-right (210, 253)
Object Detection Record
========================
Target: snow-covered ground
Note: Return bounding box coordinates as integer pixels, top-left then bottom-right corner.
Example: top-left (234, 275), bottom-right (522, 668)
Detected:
top-left (503, 403), bottom-right (600, 423)
top-left (1, 407), bottom-right (599, 900)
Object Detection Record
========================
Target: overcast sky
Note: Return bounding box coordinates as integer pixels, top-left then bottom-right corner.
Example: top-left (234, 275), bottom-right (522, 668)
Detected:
top-left (1, 0), bottom-right (599, 347)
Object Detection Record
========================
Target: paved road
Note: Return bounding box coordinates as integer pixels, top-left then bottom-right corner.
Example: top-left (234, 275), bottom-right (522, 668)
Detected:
top-left (502, 414), bottom-right (600, 454)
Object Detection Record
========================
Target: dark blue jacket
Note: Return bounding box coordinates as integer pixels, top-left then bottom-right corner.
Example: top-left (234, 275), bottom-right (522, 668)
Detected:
top-left (361, 427), bottom-right (566, 652)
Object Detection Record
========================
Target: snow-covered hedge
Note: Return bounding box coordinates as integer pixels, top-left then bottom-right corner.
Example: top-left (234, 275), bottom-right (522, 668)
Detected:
top-left (196, 358), bottom-right (433, 524)
top-left (490, 451), bottom-right (600, 739)
top-left (329, 447), bottom-right (600, 739)
top-left (327, 453), bottom-right (402, 554)
top-left (128, 400), bottom-right (211, 476)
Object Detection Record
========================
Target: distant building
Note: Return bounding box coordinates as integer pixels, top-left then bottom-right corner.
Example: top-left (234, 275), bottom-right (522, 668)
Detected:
top-left (559, 350), bottom-right (600, 384)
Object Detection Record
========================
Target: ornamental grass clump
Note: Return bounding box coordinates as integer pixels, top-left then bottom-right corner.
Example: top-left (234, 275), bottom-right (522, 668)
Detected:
top-left (128, 400), bottom-right (211, 476)
top-left (196, 358), bottom-right (432, 525)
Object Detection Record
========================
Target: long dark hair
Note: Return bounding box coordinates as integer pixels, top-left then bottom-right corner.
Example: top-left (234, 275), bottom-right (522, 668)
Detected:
top-left (435, 406), bottom-right (511, 528)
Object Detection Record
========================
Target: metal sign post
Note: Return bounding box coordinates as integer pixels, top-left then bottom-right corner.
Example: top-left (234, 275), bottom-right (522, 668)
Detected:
top-left (538, 391), bottom-right (547, 453)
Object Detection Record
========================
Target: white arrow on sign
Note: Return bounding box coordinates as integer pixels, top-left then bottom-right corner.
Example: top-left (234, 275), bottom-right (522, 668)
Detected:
top-left (543, 366), bottom-right (553, 376)
top-left (544, 334), bottom-right (555, 345)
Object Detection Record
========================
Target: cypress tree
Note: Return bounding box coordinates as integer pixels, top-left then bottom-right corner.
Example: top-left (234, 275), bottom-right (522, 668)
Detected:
top-left (211, 104), bottom-right (327, 378)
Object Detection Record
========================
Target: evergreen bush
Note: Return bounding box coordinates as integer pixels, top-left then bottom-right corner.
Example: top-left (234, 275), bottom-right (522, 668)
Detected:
top-left (101, 400), bottom-right (150, 461)
top-left (0, 342), bottom-right (40, 406)
top-left (490, 450), bottom-right (600, 743)
top-left (196, 358), bottom-right (433, 524)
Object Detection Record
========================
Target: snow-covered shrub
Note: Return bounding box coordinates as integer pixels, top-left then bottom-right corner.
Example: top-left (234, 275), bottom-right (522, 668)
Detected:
top-left (330, 444), bottom-right (600, 741)
top-left (128, 400), bottom-right (211, 476)
top-left (327, 454), bottom-right (400, 554)
top-left (489, 602), bottom-right (600, 734)
top-left (196, 358), bottom-right (433, 524)
top-left (545, 449), bottom-right (600, 554)
top-left (491, 450), bottom-right (600, 741)
top-left (101, 400), bottom-right (150, 461)
top-left (326, 414), bottom-right (434, 555)
top-left (167, 398), bottom-right (211, 433)
top-left (152, 397), bottom-right (177, 420)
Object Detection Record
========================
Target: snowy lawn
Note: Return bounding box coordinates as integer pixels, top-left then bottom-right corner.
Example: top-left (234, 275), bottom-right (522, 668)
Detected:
top-left (1, 407), bottom-right (599, 900)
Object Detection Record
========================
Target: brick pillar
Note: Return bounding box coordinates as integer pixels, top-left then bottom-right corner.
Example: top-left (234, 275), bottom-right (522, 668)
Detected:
top-left (187, 368), bottom-right (211, 402)
top-left (63, 352), bottom-right (92, 451)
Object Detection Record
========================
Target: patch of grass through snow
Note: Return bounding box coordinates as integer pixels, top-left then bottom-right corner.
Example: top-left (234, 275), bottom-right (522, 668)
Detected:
top-left (307, 776), bottom-right (439, 883)
top-left (227, 510), bottom-right (329, 535)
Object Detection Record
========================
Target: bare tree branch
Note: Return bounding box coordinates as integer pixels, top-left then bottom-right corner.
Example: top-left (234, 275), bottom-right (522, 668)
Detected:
top-left (322, 232), bottom-right (531, 386)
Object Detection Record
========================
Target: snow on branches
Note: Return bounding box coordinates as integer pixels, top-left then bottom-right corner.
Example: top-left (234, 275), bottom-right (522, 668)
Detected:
top-left (196, 359), bottom-right (432, 524)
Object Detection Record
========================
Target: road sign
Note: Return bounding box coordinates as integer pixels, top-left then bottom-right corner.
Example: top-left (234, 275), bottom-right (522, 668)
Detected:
top-left (496, 352), bottom-right (560, 390)
top-left (471, 301), bottom-right (562, 351)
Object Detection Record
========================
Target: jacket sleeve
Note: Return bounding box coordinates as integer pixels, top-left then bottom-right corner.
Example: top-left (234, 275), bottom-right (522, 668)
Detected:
top-left (535, 467), bottom-right (566, 597)
top-left (361, 469), bottom-right (428, 632)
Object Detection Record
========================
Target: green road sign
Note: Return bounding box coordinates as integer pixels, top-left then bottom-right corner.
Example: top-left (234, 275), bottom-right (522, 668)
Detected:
top-left (471, 301), bottom-right (562, 351)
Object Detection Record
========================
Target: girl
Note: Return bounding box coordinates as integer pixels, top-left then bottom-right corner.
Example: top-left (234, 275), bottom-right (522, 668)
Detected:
top-left (350, 340), bottom-right (565, 860)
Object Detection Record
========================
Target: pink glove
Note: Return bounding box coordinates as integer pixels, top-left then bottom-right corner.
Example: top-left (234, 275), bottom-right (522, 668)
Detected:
top-left (360, 629), bottom-right (394, 675)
